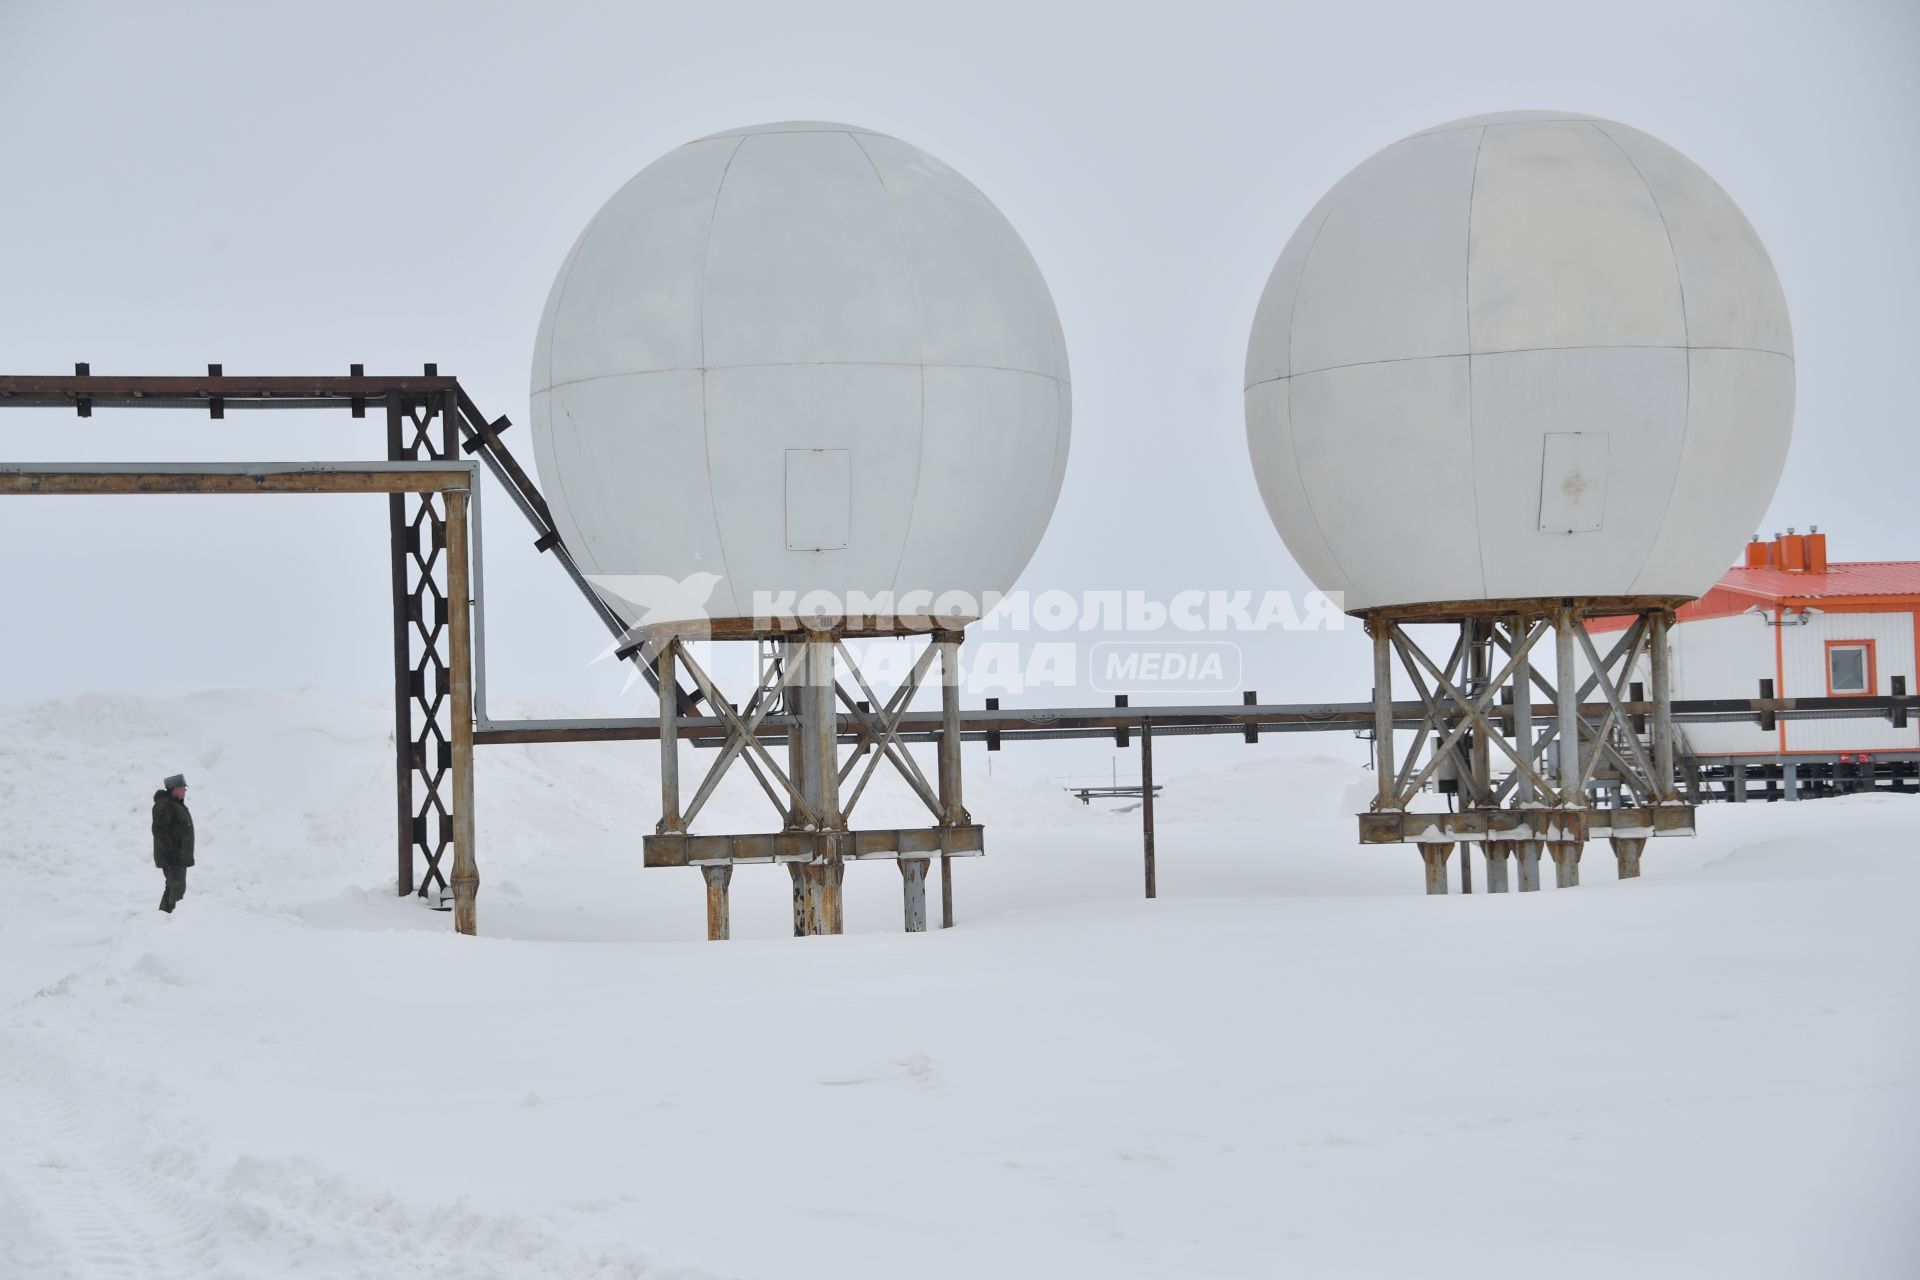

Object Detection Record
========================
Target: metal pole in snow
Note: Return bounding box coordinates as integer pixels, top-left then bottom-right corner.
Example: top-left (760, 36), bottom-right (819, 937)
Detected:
top-left (1141, 722), bottom-right (1157, 900)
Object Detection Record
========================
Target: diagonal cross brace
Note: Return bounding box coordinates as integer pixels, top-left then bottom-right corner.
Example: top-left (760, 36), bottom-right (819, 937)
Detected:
top-left (1389, 631), bottom-right (1467, 800)
top-left (839, 639), bottom-right (942, 807)
top-left (1389, 621), bottom-right (1558, 805)
top-left (676, 643), bottom-right (819, 829)
top-left (1488, 617), bottom-right (1648, 805)
top-left (1575, 625), bottom-right (1666, 800)
top-left (1397, 619), bottom-right (1559, 802)
top-left (835, 639), bottom-right (944, 821)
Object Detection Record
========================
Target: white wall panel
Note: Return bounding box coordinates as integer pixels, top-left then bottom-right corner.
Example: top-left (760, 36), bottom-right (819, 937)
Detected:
top-left (1668, 614), bottom-right (1780, 756)
top-left (1782, 610), bottom-right (1919, 753)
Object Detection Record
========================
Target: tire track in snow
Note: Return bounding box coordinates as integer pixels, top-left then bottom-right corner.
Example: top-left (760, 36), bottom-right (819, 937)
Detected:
top-left (0, 1028), bottom-right (706, 1278)
top-left (0, 1032), bottom-right (223, 1279)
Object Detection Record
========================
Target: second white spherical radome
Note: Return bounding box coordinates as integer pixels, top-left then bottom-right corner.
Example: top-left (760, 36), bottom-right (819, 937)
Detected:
top-left (1245, 111), bottom-right (1794, 613)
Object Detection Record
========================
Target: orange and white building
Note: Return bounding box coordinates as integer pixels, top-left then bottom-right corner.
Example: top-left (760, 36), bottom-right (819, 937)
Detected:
top-left (1653, 529), bottom-right (1919, 762)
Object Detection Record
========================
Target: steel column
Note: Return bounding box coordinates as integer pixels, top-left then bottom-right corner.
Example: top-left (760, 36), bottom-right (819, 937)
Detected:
top-left (657, 639), bottom-right (681, 833)
top-left (1467, 619), bottom-right (1491, 805)
top-left (1650, 610), bottom-right (1676, 801)
top-left (899, 858), bottom-right (929, 932)
top-left (1418, 842), bottom-right (1452, 895)
top-left (1515, 840), bottom-right (1543, 892)
top-left (1484, 840), bottom-right (1512, 893)
top-left (445, 487), bottom-right (478, 936)
top-left (387, 392), bottom-right (458, 902)
top-left (938, 632), bottom-right (964, 928)
top-left (702, 865), bottom-right (732, 941)
top-left (1611, 836), bottom-right (1645, 879)
top-left (795, 634), bottom-right (843, 935)
top-left (386, 412), bottom-right (414, 896)
top-left (784, 637), bottom-right (810, 935)
top-left (1141, 721), bottom-right (1157, 899)
top-left (1510, 614), bottom-right (1536, 804)
top-left (1372, 622), bottom-right (1395, 807)
top-left (1549, 841), bottom-right (1581, 888)
top-left (1555, 607), bottom-right (1582, 804)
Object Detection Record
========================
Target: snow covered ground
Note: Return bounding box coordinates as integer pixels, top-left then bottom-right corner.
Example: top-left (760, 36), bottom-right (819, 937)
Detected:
top-left (1, 689), bottom-right (1915, 1278)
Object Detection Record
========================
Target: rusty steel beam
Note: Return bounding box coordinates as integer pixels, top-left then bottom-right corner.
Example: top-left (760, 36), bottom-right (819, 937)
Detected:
top-left (0, 466), bottom-right (472, 495)
top-left (1358, 594), bottom-right (1691, 626)
top-left (644, 825), bottom-right (984, 868)
top-left (0, 373), bottom-right (458, 408)
top-left (1358, 804), bottom-right (1695, 845)
top-left (471, 691), bottom-right (1920, 747)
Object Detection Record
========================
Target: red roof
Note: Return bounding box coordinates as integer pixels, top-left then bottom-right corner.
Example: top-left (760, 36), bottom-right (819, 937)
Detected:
top-left (1714, 561), bottom-right (1920, 602)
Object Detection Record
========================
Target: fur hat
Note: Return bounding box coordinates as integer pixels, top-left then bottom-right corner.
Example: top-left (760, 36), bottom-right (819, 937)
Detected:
top-left (164, 774), bottom-right (188, 791)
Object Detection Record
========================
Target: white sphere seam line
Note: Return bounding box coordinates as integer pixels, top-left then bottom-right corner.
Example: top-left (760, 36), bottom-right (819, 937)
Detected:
top-left (1244, 343), bottom-right (1790, 393)
top-left (1279, 173), bottom-right (1360, 600)
top-left (847, 130), bottom-right (933, 600)
top-left (1463, 124), bottom-right (1491, 598)
top-left (1591, 120), bottom-right (1694, 598)
top-left (696, 135), bottom-right (750, 609)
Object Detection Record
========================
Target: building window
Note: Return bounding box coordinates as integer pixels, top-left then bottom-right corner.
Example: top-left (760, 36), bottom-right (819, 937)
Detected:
top-left (1826, 640), bottom-right (1875, 696)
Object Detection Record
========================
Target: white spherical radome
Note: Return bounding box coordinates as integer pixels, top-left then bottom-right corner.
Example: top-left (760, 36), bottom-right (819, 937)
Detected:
top-left (1245, 111), bottom-right (1794, 613)
top-left (531, 121), bottom-right (1071, 627)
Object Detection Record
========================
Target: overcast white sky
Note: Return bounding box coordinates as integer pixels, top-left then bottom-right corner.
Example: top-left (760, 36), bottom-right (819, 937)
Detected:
top-left (2, 0), bottom-right (1915, 780)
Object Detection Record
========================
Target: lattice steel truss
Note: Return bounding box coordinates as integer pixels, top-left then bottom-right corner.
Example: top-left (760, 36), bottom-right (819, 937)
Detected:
top-left (1359, 599), bottom-right (1697, 893)
top-left (387, 389), bottom-right (460, 902)
top-left (642, 628), bottom-right (980, 939)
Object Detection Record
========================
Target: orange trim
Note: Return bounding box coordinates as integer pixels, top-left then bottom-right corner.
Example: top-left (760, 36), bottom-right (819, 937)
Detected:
top-left (1823, 639), bottom-right (1877, 697)
top-left (1779, 596), bottom-right (1920, 613)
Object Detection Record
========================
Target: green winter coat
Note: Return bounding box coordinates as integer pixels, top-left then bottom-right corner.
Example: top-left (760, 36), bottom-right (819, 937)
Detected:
top-left (152, 790), bottom-right (195, 868)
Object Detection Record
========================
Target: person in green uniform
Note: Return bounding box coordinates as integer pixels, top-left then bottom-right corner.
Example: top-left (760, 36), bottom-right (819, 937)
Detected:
top-left (152, 773), bottom-right (194, 913)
